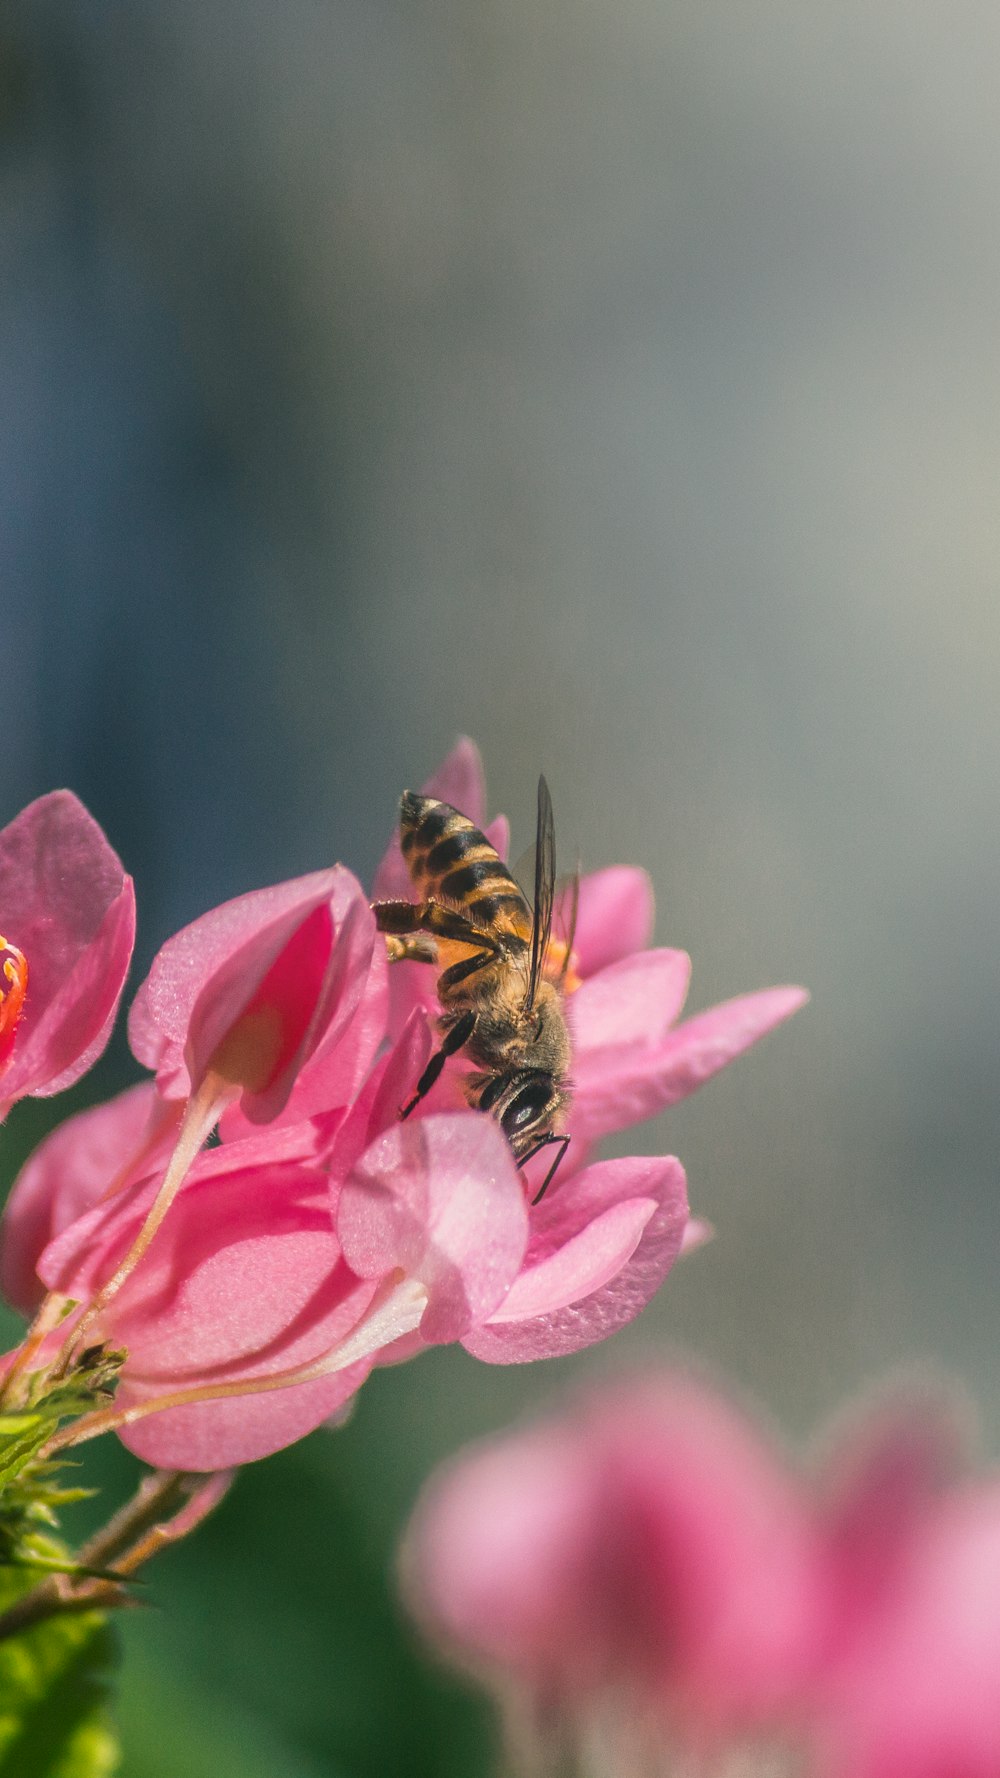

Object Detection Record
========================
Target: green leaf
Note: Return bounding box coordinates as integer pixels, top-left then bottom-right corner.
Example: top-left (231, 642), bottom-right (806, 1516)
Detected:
top-left (0, 1417), bottom-right (51, 1491)
top-left (0, 1572), bottom-right (119, 1777)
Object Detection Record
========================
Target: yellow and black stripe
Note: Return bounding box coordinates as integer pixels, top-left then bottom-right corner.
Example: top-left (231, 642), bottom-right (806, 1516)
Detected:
top-left (400, 793), bottom-right (531, 942)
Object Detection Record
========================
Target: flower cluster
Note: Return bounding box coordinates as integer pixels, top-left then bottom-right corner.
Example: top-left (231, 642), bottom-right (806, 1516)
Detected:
top-left (403, 1367), bottom-right (1000, 1778)
top-left (0, 744), bottom-right (805, 1472)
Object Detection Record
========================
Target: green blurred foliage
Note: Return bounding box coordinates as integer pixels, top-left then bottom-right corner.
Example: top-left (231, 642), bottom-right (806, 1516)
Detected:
top-left (0, 1573), bottom-right (118, 1777)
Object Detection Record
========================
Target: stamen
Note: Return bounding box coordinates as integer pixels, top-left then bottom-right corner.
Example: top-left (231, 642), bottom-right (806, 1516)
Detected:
top-left (0, 934), bottom-right (28, 1062)
top-left (54, 1070), bottom-right (238, 1371)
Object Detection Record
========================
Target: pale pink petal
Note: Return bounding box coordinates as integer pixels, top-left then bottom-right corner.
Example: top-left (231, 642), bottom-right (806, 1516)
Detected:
top-left (463, 1154), bottom-right (688, 1362)
top-left (569, 948), bottom-right (692, 1054)
top-left (218, 895), bottom-right (386, 1139)
top-left (40, 1156), bottom-right (377, 1469)
top-left (680, 1216), bottom-right (715, 1255)
top-left (338, 1113), bottom-right (528, 1342)
top-left (572, 867), bottom-right (655, 978)
top-left (486, 1197), bottom-right (657, 1322)
top-left (569, 983), bottom-right (808, 1144)
top-left (0, 1081), bottom-right (178, 1315)
top-left (483, 814), bottom-right (509, 861)
top-left (0, 791), bottom-right (135, 1107)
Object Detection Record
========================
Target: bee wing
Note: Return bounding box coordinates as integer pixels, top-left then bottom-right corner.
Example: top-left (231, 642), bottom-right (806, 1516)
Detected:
top-left (553, 866), bottom-right (580, 987)
top-left (525, 774), bottom-right (557, 1011)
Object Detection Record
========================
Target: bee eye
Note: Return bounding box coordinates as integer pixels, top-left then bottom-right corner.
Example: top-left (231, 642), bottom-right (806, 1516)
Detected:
top-left (501, 1079), bottom-right (551, 1137)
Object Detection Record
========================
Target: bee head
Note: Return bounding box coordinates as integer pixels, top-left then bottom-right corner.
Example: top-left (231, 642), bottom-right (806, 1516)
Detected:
top-left (478, 1069), bottom-right (565, 1158)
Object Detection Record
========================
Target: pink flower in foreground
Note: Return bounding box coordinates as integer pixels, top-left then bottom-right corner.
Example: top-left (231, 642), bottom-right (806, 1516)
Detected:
top-left (0, 791), bottom-right (135, 1117)
top-left (403, 1370), bottom-right (822, 1744)
top-left (404, 1370), bottom-right (1000, 1778)
top-left (374, 739), bottom-right (807, 1159)
top-left (809, 1394), bottom-right (1000, 1778)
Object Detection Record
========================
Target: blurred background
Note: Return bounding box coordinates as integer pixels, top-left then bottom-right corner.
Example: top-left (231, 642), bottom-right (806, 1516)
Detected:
top-left (2, 1), bottom-right (1000, 1771)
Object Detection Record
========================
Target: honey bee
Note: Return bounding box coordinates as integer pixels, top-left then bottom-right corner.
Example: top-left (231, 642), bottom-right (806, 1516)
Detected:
top-left (371, 776), bottom-right (574, 1198)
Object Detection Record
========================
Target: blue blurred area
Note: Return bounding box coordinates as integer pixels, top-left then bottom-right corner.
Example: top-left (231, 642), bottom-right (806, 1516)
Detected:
top-left (3, 2), bottom-right (1000, 1771)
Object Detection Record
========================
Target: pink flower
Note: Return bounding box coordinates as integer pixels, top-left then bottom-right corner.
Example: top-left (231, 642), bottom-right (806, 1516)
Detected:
top-left (404, 1371), bottom-right (1000, 1778)
top-left (403, 1370), bottom-right (822, 1738)
top-left (0, 791), bottom-right (135, 1117)
top-left (374, 739), bottom-right (807, 1157)
top-left (0, 743), bottom-right (801, 1474)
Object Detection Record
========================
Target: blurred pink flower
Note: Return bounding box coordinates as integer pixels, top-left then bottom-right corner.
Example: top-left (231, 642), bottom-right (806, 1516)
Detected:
top-left (808, 1392), bottom-right (1000, 1778)
top-left (816, 1481), bottom-right (1000, 1778)
top-left (0, 790), bottom-right (135, 1117)
top-left (404, 1371), bottom-right (1000, 1778)
top-left (403, 1370), bottom-right (821, 1740)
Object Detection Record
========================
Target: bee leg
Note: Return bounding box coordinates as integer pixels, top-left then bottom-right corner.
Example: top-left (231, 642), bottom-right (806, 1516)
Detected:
top-left (399, 1008), bottom-right (477, 1120)
top-left (372, 899), bottom-right (500, 952)
top-left (384, 934), bottom-right (438, 965)
top-left (519, 1134), bottom-right (571, 1205)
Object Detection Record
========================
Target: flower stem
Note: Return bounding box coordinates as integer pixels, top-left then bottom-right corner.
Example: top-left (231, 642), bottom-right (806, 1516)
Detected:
top-left (0, 1467), bottom-right (233, 1644)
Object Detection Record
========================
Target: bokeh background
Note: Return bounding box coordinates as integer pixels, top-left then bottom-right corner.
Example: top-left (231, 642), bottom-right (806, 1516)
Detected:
top-left (2, 2), bottom-right (1000, 1772)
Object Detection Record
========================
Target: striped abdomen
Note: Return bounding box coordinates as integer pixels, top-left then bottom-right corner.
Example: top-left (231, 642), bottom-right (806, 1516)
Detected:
top-left (399, 793), bottom-right (531, 942)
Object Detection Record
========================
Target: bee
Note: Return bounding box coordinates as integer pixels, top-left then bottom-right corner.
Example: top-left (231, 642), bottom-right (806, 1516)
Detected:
top-left (371, 775), bottom-right (574, 1198)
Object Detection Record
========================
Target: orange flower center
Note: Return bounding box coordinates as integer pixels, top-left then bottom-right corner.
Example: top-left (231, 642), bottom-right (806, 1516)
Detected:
top-left (544, 937), bottom-right (582, 995)
top-left (0, 934), bottom-right (28, 1063)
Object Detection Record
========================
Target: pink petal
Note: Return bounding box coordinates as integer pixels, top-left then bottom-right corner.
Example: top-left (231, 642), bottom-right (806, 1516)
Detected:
top-left (117, 1355), bottom-right (372, 1472)
top-left (486, 1197), bottom-right (657, 1322)
top-left (0, 1081), bottom-right (179, 1315)
top-left (572, 867), bottom-right (655, 978)
top-left (130, 865), bottom-right (375, 1122)
top-left (338, 1113), bottom-right (528, 1342)
top-left (0, 791), bottom-right (135, 1107)
top-left (463, 1154), bottom-right (689, 1362)
top-left (218, 902), bottom-right (387, 1139)
top-left (324, 1008), bottom-right (436, 1190)
top-left (569, 948), bottom-right (692, 1053)
top-left (483, 814), bottom-right (510, 861)
top-left (41, 1156), bottom-right (378, 1469)
top-left (569, 983), bottom-right (808, 1144)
